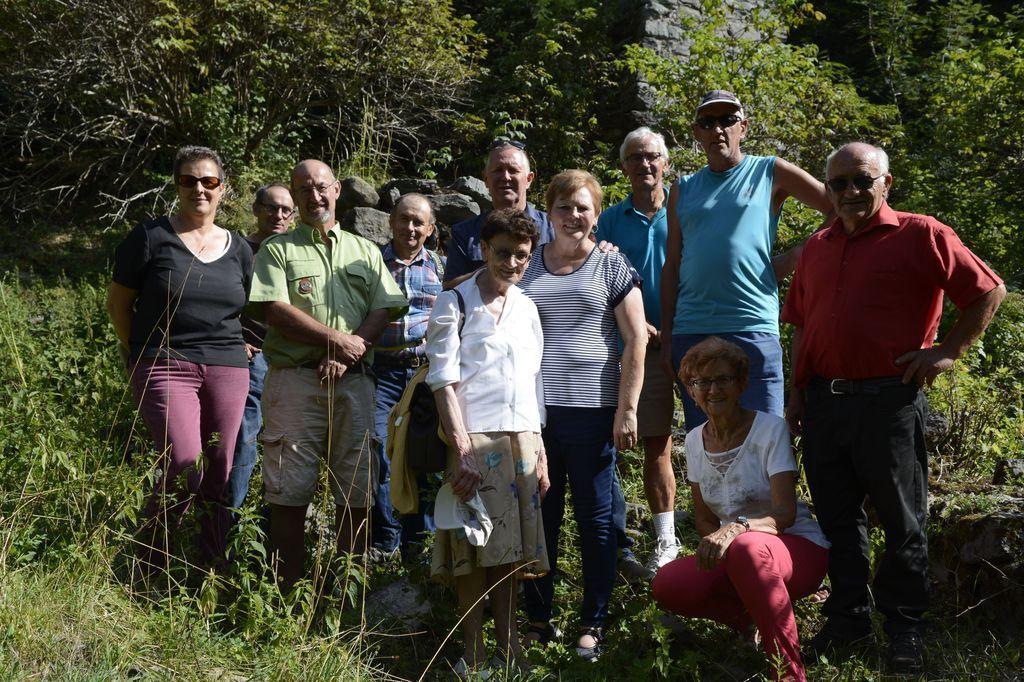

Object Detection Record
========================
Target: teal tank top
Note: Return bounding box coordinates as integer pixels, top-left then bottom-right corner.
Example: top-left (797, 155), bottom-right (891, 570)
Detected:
top-left (673, 155), bottom-right (781, 336)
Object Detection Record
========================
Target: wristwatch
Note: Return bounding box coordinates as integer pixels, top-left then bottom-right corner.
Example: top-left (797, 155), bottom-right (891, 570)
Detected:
top-left (735, 516), bottom-right (750, 531)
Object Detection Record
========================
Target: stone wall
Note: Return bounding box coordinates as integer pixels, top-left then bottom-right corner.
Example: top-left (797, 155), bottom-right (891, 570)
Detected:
top-left (336, 176), bottom-right (489, 251)
top-left (607, 0), bottom-right (772, 135)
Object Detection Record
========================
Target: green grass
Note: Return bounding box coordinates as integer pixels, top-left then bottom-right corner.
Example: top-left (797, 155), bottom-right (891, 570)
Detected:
top-left (2, 273), bottom-right (1022, 680)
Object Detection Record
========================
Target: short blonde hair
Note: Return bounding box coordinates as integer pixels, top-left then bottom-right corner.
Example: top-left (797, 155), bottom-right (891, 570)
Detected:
top-left (678, 336), bottom-right (750, 384)
top-left (545, 169), bottom-right (603, 213)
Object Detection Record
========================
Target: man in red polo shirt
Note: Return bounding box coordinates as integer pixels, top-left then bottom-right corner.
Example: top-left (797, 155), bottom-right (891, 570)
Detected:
top-left (782, 142), bottom-right (1005, 674)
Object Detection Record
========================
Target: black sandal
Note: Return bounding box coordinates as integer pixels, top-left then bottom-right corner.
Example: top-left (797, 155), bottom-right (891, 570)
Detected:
top-left (524, 621), bottom-right (560, 646)
top-left (575, 626), bottom-right (604, 662)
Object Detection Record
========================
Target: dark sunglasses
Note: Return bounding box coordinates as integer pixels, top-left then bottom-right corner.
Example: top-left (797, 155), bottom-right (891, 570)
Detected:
top-left (488, 138), bottom-right (526, 151)
top-left (694, 114), bottom-right (743, 130)
top-left (177, 174), bottom-right (223, 190)
top-left (825, 174), bottom-right (885, 193)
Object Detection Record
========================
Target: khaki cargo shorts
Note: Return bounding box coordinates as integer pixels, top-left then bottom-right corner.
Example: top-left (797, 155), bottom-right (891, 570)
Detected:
top-left (637, 349), bottom-right (676, 439)
top-left (261, 367), bottom-right (377, 509)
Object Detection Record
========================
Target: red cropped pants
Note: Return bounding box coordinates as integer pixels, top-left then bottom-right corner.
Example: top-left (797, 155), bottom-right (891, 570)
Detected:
top-left (652, 532), bottom-right (828, 681)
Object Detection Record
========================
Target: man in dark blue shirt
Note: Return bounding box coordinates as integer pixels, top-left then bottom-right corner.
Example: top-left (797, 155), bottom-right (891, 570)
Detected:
top-left (443, 140), bottom-right (554, 283)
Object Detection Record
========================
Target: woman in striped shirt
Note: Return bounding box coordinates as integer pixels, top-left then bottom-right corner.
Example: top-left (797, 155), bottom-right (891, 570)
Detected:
top-left (520, 170), bottom-right (648, 660)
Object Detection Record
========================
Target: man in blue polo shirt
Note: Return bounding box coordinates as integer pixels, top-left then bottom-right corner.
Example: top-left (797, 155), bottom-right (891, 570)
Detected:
top-left (443, 139), bottom-right (554, 283)
top-left (660, 90), bottom-right (832, 430)
top-left (595, 127), bottom-right (679, 573)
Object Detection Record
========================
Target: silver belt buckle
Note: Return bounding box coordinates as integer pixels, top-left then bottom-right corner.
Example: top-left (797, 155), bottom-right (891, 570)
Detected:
top-left (829, 379), bottom-right (843, 395)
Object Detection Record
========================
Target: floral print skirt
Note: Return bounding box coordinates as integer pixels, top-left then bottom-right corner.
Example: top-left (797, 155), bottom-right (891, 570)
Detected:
top-left (431, 431), bottom-right (549, 582)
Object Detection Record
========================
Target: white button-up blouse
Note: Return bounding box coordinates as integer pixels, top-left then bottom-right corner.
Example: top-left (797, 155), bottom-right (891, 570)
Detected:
top-left (425, 274), bottom-right (545, 433)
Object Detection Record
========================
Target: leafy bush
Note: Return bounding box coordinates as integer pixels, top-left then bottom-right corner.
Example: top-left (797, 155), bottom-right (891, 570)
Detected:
top-left (0, 0), bottom-right (482, 226)
top-left (618, 0), bottom-right (896, 244)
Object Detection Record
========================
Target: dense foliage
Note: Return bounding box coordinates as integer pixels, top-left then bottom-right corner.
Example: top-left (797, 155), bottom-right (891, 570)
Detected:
top-left (0, 0), bottom-right (481, 221)
top-left (1, 0), bottom-right (1021, 678)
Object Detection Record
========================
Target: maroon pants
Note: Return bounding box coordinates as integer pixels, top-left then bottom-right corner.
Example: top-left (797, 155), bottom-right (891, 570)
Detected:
top-left (130, 356), bottom-right (249, 562)
top-left (653, 532), bottom-right (828, 681)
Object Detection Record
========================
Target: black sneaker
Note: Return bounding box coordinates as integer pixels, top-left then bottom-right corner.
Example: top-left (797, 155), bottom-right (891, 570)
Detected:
top-left (888, 631), bottom-right (924, 675)
top-left (803, 621), bottom-right (873, 665)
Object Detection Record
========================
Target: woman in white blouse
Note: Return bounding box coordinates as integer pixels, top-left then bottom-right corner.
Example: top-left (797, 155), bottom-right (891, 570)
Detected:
top-left (651, 337), bottom-right (829, 682)
top-left (425, 208), bottom-right (550, 676)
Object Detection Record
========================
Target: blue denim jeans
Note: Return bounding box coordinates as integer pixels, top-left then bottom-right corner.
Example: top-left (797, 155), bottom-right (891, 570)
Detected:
top-left (371, 363), bottom-right (435, 554)
top-left (671, 332), bottom-right (784, 432)
top-left (524, 406), bottom-right (618, 628)
top-left (611, 467), bottom-right (634, 557)
top-left (225, 351), bottom-right (268, 511)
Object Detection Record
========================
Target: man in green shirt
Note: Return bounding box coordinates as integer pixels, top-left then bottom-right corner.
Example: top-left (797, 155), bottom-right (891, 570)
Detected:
top-left (249, 159), bottom-right (408, 588)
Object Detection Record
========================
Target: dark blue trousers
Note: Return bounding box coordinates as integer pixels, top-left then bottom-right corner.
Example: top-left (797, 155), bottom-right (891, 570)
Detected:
top-left (524, 406), bottom-right (618, 628)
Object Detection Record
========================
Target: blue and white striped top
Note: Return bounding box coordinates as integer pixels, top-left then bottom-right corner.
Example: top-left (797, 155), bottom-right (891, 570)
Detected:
top-left (518, 244), bottom-right (640, 408)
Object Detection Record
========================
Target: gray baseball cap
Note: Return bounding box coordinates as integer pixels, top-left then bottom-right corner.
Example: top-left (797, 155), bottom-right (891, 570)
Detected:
top-left (696, 90), bottom-right (745, 117)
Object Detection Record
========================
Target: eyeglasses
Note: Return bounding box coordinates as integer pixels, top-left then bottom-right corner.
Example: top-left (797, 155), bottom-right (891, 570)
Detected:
top-left (825, 174), bottom-right (885, 193)
top-left (489, 247), bottom-right (532, 264)
top-left (296, 182), bottom-right (336, 198)
top-left (688, 375), bottom-right (737, 391)
top-left (261, 203), bottom-right (294, 217)
top-left (625, 152), bottom-right (663, 165)
top-left (694, 114), bottom-right (743, 130)
top-left (488, 138), bottom-right (526, 152)
top-left (177, 175), bottom-right (222, 190)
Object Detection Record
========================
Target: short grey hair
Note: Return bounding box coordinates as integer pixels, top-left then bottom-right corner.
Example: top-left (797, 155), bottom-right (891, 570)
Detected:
top-left (392, 192), bottom-right (436, 224)
top-left (619, 127), bottom-right (669, 164)
top-left (485, 143), bottom-right (531, 173)
top-left (825, 142), bottom-right (890, 177)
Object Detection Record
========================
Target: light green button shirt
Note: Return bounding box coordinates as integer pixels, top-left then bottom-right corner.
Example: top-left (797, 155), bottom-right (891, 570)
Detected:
top-left (249, 221), bottom-right (409, 368)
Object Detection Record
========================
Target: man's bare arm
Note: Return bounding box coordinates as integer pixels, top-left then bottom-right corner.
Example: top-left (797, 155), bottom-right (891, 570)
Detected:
top-left (353, 308), bottom-right (390, 346)
top-left (771, 212), bottom-right (835, 281)
top-left (264, 301), bottom-right (368, 365)
top-left (769, 158), bottom-right (834, 281)
top-left (772, 157), bottom-right (831, 215)
top-left (659, 183), bottom-right (682, 379)
top-left (895, 284), bottom-right (1007, 386)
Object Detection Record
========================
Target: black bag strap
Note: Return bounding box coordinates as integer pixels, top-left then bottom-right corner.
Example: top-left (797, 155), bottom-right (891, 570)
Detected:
top-left (453, 288), bottom-right (466, 337)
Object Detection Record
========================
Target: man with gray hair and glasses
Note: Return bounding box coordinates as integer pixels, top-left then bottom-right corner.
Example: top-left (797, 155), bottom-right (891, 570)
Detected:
top-left (783, 141), bottom-right (1005, 674)
top-left (225, 183), bottom-right (295, 518)
top-left (595, 127), bottom-right (680, 574)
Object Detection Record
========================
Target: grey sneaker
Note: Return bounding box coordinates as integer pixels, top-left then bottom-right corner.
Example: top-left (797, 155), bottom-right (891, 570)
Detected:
top-left (645, 537), bottom-right (680, 574)
top-left (618, 551), bottom-right (655, 583)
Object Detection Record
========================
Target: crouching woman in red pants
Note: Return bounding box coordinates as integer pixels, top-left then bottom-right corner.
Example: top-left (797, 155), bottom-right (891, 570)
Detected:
top-left (652, 337), bottom-right (829, 681)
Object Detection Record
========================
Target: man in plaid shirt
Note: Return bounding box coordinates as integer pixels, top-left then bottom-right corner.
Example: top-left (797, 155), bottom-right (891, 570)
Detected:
top-left (371, 193), bottom-right (445, 560)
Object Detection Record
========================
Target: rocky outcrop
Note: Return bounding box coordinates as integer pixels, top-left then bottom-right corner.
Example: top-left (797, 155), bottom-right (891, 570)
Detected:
top-left (427, 193), bottom-right (480, 227)
top-left (340, 175), bottom-right (489, 251)
top-left (930, 484), bottom-right (1024, 629)
top-left (449, 176), bottom-right (492, 211)
top-left (607, 0), bottom-right (774, 136)
top-left (340, 207), bottom-right (390, 245)
top-left (339, 177), bottom-right (379, 210)
top-left (993, 458), bottom-right (1024, 485)
top-left (377, 178), bottom-right (442, 211)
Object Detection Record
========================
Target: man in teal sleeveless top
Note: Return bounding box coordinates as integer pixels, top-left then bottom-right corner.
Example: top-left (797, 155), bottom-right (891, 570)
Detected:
top-left (658, 90), bottom-right (832, 431)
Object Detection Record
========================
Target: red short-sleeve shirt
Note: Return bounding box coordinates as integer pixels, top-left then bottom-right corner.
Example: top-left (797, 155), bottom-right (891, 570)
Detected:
top-left (781, 203), bottom-right (1003, 388)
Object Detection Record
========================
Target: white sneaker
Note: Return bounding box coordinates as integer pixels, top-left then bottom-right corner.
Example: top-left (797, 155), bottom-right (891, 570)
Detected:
top-left (645, 537), bottom-right (680, 574)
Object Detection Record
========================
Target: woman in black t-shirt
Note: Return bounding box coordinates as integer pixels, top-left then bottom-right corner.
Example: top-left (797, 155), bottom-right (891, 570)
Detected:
top-left (106, 145), bottom-right (252, 572)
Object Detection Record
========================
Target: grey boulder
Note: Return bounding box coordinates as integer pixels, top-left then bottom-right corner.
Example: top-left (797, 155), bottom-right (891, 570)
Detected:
top-left (428, 193), bottom-right (480, 227)
top-left (340, 207), bottom-right (391, 246)
top-left (339, 177), bottom-right (379, 209)
top-left (377, 178), bottom-right (441, 210)
top-left (449, 176), bottom-right (492, 211)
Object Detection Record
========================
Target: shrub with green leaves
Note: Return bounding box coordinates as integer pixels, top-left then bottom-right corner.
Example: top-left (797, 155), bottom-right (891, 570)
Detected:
top-left (0, 0), bottom-right (482, 225)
